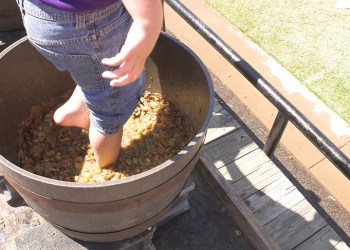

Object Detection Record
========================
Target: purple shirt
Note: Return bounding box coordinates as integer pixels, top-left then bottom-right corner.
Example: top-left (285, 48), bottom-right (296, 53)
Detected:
top-left (39, 0), bottom-right (118, 12)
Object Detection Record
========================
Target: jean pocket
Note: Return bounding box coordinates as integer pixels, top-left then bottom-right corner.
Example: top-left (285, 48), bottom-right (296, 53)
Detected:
top-left (29, 40), bottom-right (104, 94)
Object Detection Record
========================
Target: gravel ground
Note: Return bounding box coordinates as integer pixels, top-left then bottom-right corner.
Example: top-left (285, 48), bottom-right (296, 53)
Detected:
top-left (0, 169), bottom-right (254, 250)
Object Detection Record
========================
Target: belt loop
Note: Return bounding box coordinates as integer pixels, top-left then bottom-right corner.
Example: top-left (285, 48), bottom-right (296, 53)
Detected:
top-left (18, 0), bottom-right (25, 15)
top-left (22, 0), bottom-right (25, 15)
top-left (75, 13), bottom-right (86, 29)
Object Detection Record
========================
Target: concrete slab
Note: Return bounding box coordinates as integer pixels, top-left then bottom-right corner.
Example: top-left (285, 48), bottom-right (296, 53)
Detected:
top-left (310, 142), bottom-right (350, 210)
top-left (14, 223), bottom-right (156, 250)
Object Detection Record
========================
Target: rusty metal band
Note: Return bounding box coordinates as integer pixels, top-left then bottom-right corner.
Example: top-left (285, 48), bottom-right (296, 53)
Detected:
top-left (4, 146), bottom-right (201, 213)
top-left (49, 193), bottom-right (179, 242)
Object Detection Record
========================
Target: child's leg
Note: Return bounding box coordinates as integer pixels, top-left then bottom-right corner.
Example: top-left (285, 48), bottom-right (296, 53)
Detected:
top-left (22, 0), bottom-right (140, 168)
top-left (54, 86), bottom-right (122, 168)
top-left (54, 86), bottom-right (90, 130)
top-left (89, 126), bottom-right (123, 168)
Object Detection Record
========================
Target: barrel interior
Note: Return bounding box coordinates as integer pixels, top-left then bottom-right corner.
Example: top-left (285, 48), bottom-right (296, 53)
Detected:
top-left (0, 33), bottom-right (213, 241)
top-left (0, 40), bottom-right (73, 163)
top-left (0, 0), bottom-right (25, 31)
top-left (0, 34), bottom-right (211, 165)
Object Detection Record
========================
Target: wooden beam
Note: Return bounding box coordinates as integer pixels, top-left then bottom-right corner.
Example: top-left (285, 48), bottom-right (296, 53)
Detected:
top-left (197, 151), bottom-right (280, 250)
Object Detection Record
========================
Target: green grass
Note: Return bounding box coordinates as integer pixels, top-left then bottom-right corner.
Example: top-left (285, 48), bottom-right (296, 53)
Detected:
top-left (205, 0), bottom-right (350, 123)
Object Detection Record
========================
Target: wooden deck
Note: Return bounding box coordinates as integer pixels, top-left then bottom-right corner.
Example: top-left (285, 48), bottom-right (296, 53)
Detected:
top-left (197, 97), bottom-right (349, 250)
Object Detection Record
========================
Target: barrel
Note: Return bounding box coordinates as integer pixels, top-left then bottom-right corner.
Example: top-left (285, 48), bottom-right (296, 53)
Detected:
top-left (0, 33), bottom-right (214, 242)
top-left (0, 0), bottom-right (24, 31)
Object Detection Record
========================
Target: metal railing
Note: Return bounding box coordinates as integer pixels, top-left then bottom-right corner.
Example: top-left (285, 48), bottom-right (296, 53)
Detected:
top-left (164, 0), bottom-right (350, 180)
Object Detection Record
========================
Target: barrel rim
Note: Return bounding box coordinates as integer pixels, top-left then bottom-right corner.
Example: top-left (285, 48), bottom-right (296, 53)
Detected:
top-left (0, 36), bottom-right (27, 59)
top-left (0, 32), bottom-right (214, 188)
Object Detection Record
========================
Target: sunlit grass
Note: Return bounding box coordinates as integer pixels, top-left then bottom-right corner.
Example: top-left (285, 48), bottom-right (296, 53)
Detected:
top-left (205, 0), bottom-right (350, 123)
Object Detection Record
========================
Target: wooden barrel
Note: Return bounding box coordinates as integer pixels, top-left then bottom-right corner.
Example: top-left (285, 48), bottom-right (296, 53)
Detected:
top-left (0, 33), bottom-right (214, 242)
top-left (0, 0), bottom-right (24, 31)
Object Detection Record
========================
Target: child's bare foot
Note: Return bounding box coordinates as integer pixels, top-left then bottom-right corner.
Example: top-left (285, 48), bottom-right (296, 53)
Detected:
top-left (89, 127), bottom-right (123, 168)
top-left (54, 86), bottom-right (90, 130)
top-left (55, 86), bottom-right (122, 168)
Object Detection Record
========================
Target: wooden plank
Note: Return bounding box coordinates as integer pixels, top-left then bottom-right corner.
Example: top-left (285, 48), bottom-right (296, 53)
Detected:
top-left (205, 111), bottom-right (240, 144)
top-left (235, 161), bottom-right (280, 185)
top-left (238, 171), bottom-right (286, 200)
top-left (294, 225), bottom-right (344, 250)
top-left (256, 188), bottom-right (305, 225)
top-left (244, 176), bottom-right (295, 213)
top-left (197, 151), bottom-right (281, 250)
top-left (204, 129), bottom-right (258, 168)
top-left (278, 209), bottom-right (328, 249)
top-left (205, 97), bottom-right (240, 144)
top-left (217, 149), bottom-right (270, 180)
top-left (334, 241), bottom-right (350, 250)
top-left (263, 199), bottom-right (328, 249)
top-left (222, 156), bottom-right (275, 184)
top-left (230, 162), bottom-right (284, 199)
top-left (264, 199), bottom-right (314, 236)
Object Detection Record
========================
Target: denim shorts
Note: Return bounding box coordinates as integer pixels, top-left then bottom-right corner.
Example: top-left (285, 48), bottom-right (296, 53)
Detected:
top-left (19, 0), bottom-right (145, 134)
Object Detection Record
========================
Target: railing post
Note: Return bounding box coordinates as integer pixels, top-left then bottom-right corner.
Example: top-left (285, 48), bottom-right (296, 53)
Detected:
top-left (263, 112), bottom-right (289, 157)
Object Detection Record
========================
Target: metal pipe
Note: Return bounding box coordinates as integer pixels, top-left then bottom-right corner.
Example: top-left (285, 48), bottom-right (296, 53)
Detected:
top-left (164, 0), bottom-right (350, 179)
top-left (264, 112), bottom-right (289, 157)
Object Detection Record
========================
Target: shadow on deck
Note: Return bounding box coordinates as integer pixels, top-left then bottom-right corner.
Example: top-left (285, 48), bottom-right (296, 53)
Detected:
top-left (198, 93), bottom-right (350, 249)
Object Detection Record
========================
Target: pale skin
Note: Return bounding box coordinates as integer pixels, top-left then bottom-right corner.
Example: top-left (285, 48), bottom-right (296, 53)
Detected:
top-left (53, 0), bottom-right (163, 168)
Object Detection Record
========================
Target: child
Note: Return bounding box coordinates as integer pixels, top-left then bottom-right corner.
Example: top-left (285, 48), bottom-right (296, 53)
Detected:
top-left (18, 0), bottom-right (163, 168)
